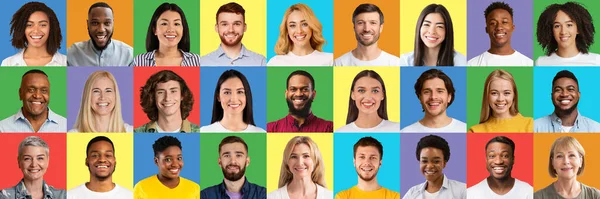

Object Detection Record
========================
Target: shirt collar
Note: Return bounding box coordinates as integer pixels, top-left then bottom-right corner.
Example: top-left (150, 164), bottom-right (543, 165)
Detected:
top-left (145, 49), bottom-right (195, 63)
top-left (417, 174), bottom-right (449, 193)
top-left (15, 179), bottom-right (54, 199)
top-left (88, 39), bottom-right (113, 54)
top-left (216, 44), bottom-right (249, 59)
top-left (15, 108), bottom-right (60, 124)
top-left (218, 177), bottom-right (251, 194)
top-left (285, 112), bottom-right (316, 127)
top-left (145, 119), bottom-right (193, 133)
top-left (550, 111), bottom-right (582, 128)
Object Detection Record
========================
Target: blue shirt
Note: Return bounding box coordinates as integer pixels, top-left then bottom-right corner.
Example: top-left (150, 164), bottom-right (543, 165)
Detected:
top-left (534, 111), bottom-right (600, 133)
top-left (201, 178), bottom-right (266, 199)
top-left (0, 108), bottom-right (66, 133)
top-left (67, 39), bottom-right (134, 66)
top-left (402, 175), bottom-right (466, 199)
top-left (201, 44), bottom-right (266, 66)
top-left (0, 179), bottom-right (66, 199)
top-left (134, 49), bottom-right (201, 66)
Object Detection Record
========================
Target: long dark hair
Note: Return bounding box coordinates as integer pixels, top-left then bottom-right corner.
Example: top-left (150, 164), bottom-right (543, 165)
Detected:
top-left (413, 4), bottom-right (455, 66)
top-left (211, 70), bottom-right (255, 125)
top-left (346, 70), bottom-right (388, 124)
top-left (146, 3), bottom-right (191, 52)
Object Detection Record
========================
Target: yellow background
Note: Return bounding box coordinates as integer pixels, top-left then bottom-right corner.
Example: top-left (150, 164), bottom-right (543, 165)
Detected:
top-left (199, 0), bottom-right (267, 57)
top-left (266, 133), bottom-right (334, 192)
top-left (399, 0), bottom-right (466, 55)
top-left (333, 67), bottom-right (400, 130)
top-left (533, 134), bottom-right (600, 192)
top-left (67, 133), bottom-right (134, 190)
top-left (66, 0), bottom-right (134, 47)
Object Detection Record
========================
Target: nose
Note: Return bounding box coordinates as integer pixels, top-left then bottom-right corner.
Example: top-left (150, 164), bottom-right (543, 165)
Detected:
top-left (494, 156), bottom-right (504, 164)
top-left (165, 91), bottom-right (174, 101)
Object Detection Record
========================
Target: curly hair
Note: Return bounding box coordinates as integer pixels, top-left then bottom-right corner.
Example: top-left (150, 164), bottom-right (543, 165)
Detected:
top-left (140, 70), bottom-right (194, 121)
top-left (10, 2), bottom-right (62, 55)
top-left (536, 2), bottom-right (595, 56)
top-left (484, 2), bottom-right (513, 19)
top-left (153, 136), bottom-right (182, 157)
top-left (416, 134), bottom-right (450, 162)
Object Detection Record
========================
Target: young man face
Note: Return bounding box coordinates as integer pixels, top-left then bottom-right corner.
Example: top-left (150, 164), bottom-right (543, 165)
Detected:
top-left (353, 145), bottom-right (381, 182)
top-left (86, 140), bottom-right (116, 181)
top-left (285, 75), bottom-right (315, 118)
top-left (485, 142), bottom-right (514, 180)
top-left (87, 7), bottom-right (114, 50)
top-left (20, 73), bottom-right (50, 119)
top-left (219, 142), bottom-right (249, 182)
top-left (552, 77), bottom-right (580, 115)
top-left (485, 8), bottom-right (514, 48)
top-left (216, 12), bottom-right (246, 47)
top-left (419, 77), bottom-right (451, 117)
top-left (155, 80), bottom-right (182, 119)
top-left (353, 12), bottom-right (383, 47)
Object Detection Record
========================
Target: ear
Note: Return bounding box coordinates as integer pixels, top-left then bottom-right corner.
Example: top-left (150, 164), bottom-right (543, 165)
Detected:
top-left (485, 26), bottom-right (489, 34)
top-left (154, 157), bottom-right (158, 165)
top-left (218, 157), bottom-right (221, 165)
top-left (246, 156), bottom-right (250, 167)
top-left (85, 157), bottom-right (89, 167)
top-left (215, 24), bottom-right (219, 33)
top-left (351, 91), bottom-right (356, 101)
top-left (312, 90), bottom-right (317, 99)
top-left (447, 93), bottom-right (452, 105)
top-left (379, 24), bottom-right (384, 33)
top-left (244, 23), bottom-right (247, 33)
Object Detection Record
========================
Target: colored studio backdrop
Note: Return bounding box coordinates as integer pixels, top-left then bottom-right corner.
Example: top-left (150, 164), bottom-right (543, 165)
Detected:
top-left (400, 0), bottom-right (467, 56)
top-left (333, 67), bottom-right (400, 131)
top-left (66, 67), bottom-right (134, 131)
top-left (267, 0), bottom-right (333, 61)
top-left (466, 67), bottom-right (533, 130)
top-left (67, 0), bottom-right (133, 48)
top-left (66, 133), bottom-right (134, 190)
top-left (266, 67), bottom-right (333, 125)
top-left (132, 67), bottom-right (200, 128)
top-left (0, 67), bottom-right (67, 121)
top-left (0, 0), bottom-right (67, 57)
top-left (0, 133), bottom-right (67, 190)
top-left (133, 133), bottom-right (200, 184)
top-left (200, 0), bottom-right (266, 58)
top-left (333, 133), bottom-right (400, 195)
top-left (467, 0), bottom-right (534, 60)
top-left (400, 67), bottom-right (467, 129)
top-left (199, 133), bottom-right (267, 189)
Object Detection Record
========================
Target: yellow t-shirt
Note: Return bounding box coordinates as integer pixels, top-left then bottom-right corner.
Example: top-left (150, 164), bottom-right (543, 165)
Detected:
top-left (469, 113), bottom-right (534, 133)
top-left (133, 175), bottom-right (200, 199)
top-left (335, 186), bottom-right (400, 199)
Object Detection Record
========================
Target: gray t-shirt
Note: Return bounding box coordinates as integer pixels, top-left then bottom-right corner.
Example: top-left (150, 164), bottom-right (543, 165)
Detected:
top-left (534, 183), bottom-right (600, 199)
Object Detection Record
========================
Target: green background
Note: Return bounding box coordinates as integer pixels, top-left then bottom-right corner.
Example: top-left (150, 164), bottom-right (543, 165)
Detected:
top-left (466, 67), bottom-right (533, 129)
top-left (533, 0), bottom-right (600, 60)
top-left (0, 67), bottom-right (67, 120)
top-left (133, 0), bottom-right (200, 56)
top-left (266, 67), bottom-right (333, 123)
top-left (200, 133), bottom-right (266, 189)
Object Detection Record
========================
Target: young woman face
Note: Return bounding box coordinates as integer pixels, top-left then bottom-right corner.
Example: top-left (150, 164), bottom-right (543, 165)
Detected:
top-left (219, 77), bottom-right (246, 116)
top-left (351, 76), bottom-right (384, 117)
top-left (287, 10), bottom-right (313, 50)
top-left (552, 10), bottom-right (579, 51)
top-left (487, 78), bottom-right (514, 119)
top-left (25, 11), bottom-right (50, 49)
top-left (155, 10), bottom-right (184, 49)
top-left (90, 77), bottom-right (116, 117)
top-left (420, 13), bottom-right (446, 50)
top-left (287, 143), bottom-right (314, 180)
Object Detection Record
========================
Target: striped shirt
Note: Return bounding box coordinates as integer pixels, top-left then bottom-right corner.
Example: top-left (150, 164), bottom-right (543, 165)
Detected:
top-left (0, 108), bottom-right (67, 133)
top-left (134, 50), bottom-right (201, 66)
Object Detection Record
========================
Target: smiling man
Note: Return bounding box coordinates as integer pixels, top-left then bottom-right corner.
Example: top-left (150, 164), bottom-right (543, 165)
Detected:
top-left (201, 2), bottom-right (265, 66)
top-left (267, 70), bottom-right (333, 132)
top-left (201, 136), bottom-right (266, 199)
top-left (468, 2), bottom-right (532, 66)
top-left (67, 136), bottom-right (132, 199)
top-left (336, 137), bottom-right (399, 199)
top-left (535, 70), bottom-right (600, 132)
top-left (67, 2), bottom-right (133, 66)
top-left (334, 3), bottom-right (399, 66)
top-left (0, 69), bottom-right (66, 133)
top-left (467, 136), bottom-right (533, 199)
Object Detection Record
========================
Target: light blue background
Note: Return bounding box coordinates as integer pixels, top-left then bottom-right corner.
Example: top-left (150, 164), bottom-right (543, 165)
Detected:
top-left (133, 133), bottom-right (200, 185)
top-left (333, 133), bottom-right (400, 195)
top-left (0, 0), bottom-right (67, 59)
top-left (400, 67), bottom-right (467, 128)
top-left (266, 0), bottom-right (333, 61)
top-left (199, 67), bottom-right (266, 130)
top-left (533, 67), bottom-right (600, 121)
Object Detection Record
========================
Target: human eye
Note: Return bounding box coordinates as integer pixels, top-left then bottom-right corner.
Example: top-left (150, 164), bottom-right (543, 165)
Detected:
top-left (91, 21), bottom-right (99, 26)
top-left (175, 22), bottom-right (181, 26)
top-left (290, 154), bottom-right (297, 159)
top-left (504, 91), bottom-right (511, 96)
top-left (26, 23), bottom-right (33, 27)
top-left (177, 157), bottom-right (183, 161)
top-left (224, 91), bottom-right (231, 95)
top-left (237, 90), bottom-right (244, 94)
top-left (372, 89), bottom-right (379, 93)
top-left (37, 157), bottom-right (45, 161)
top-left (165, 157), bottom-right (172, 162)
top-left (357, 89), bottom-right (365, 93)
top-left (490, 91), bottom-right (498, 96)
top-left (303, 154), bottom-right (310, 158)
top-left (302, 22), bottom-right (309, 27)
top-left (567, 23), bottom-right (573, 27)
top-left (289, 24), bottom-right (296, 28)
top-left (104, 22), bottom-right (111, 26)
top-left (41, 89), bottom-right (48, 94)
top-left (554, 24), bottom-right (560, 29)
top-left (105, 88), bottom-right (113, 93)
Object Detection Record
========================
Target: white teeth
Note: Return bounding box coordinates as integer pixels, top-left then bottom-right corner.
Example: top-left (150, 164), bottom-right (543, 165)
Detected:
top-left (169, 169), bottom-right (179, 172)
top-left (97, 165), bottom-right (108, 168)
top-left (97, 36), bottom-right (106, 39)
top-left (493, 167), bottom-right (505, 174)
top-left (361, 168), bottom-right (373, 172)
top-left (165, 35), bottom-right (176, 38)
top-left (496, 104), bottom-right (506, 108)
top-left (229, 104), bottom-right (240, 108)
top-left (428, 102), bottom-right (440, 106)
top-left (32, 102), bottom-right (42, 105)
top-left (560, 100), bottom-right (571, 105)
top-left (560, 36), bottom-right (570, 42)
top-left (98, 103), bottom-right (108, 107)
top-left (294, 99), bottom-right (304, 103)
top-left (31, 36), bottom-right (42, 39)
top-left (425, 171), bottom-right (436, 175)
top-left (426, 36), bottom-right (438, 41)
top-left (496, 33), bottom-right (506, 37)
top-left (29, 169), bottom-right (40, 172)
top-left (295, 35), bottom-right (306, 40)
top-left (362, 102), bottom-right (374, 106)
top-left (163, 103), bottom-right (175, 107)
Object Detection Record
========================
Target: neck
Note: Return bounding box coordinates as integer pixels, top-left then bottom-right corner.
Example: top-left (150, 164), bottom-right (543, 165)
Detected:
top-left (23, 108), bottom-right (48, 132)
top-left (420, 113), bottom-right (452, 128)
top-left (291, 45), bottom-right (315, 56)
top-left (94, 114), bottom-right (111, 132)
top-left (23, 46), bottom-right (51, 57)
top-left (424, 47), bottom-right (440, 66)
top-left (157, 174), bottom-right (180, 189)
top-left (488, 44), bottom-right (514, 55)
top-left (352, 44), bottom-right (381, 61)
top-left (156, 46), bottom-right (182, 58)
top-left (493, 112), bottom-right (513, 120)
top-left (554, 178), bottom-right (580, 197)
top-left (425, 175), bottom-right (444, 193)
top-left (287, 177), bottom-right (317, 196)
top-left (354, 113), bottom-right (383, 128)
top-left (555, 108), bottom-right (578, 126)
top-left (357, 177), bottom-right (381, 192)
top-left (486, 176), bottom-right (515, 194)
top-left (224, 176), bottom-right (246, 193)
top-left (556, 46), bottom-right (580, 58)
top-left (157, 113), bottom-right (183, 132)
top-left (23, 178), bottom-right (44, 195)
top-left (86, 177), bottom-right (115, 192)
top-left (220, 113), bottom-right (248, 131)
top-left (221, 43), bottom-right (242, 59)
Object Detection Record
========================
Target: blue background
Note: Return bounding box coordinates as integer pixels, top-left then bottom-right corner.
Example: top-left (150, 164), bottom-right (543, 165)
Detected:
top-left (199, 67), bottom-right (267, 130)
top-left (333, 133), bottom-right (400, 195)
top-left (266, 0), bottom-right (334, 61)
top-left (400, 67), bottom-right (467, 129)
top-left (533, 67), bottom-right (600, 121)
top-left (133, 133), bottom-right (200, 185)
top-left (0, 0), bottom-right (67, 59)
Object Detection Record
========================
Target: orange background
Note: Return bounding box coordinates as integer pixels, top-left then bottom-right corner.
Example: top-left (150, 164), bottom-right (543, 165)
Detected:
top-left (66, 0), bottom-right (134, 47)
top-left (333, 0), bottom-right (400, 58)
top-left (533, 134), bottom-right (600, 192)
top-left (133, 67), bottom-right (200, 128)
top-left (466, 133), bottom-right (533, 187)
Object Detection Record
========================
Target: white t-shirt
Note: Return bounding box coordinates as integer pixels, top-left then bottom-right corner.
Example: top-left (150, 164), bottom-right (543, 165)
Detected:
top-left (200, 121), bottom-right (266, 132)
top-left (399, 51), bottom-right (467, 66)
top-left (423, 190), bottom-right (440, 199)
top-left (334, 50), bottom-right (400, 66)
top-left (336, 119), bottom-right (400, 132)
top-left (468, 50), bottom-right (533, 66)
top-left (1, 50), bottom-right (67, 66)
top-left (400, 118), bottom-right (466, 133)
top-left (267, 51), bottom-right (333, 66)
top-left (467, 178), bottom-right (533, 199)
top-left (67, 183), bottom-right (133, 199)
top-left (68, 123), bottom-right (134, 133)
top-left (535, 52), bottom-right (600, 66)
top-left (267, 184), bottom-right (332, 199)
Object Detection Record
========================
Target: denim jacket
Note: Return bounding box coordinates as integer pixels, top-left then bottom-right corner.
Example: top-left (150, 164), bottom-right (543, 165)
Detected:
top-left (200, 178), bottom-right (266, 199)
top-left (0, 179), bottom-right (66, 199)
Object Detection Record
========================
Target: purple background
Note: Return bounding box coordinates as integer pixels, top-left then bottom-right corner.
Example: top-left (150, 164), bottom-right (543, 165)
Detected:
top-left (467, 0), bottom-right (534, 60)
top-left (67, 67), bottom-right (134, 130)
top-left (400, 133), bottom-right (466, 195)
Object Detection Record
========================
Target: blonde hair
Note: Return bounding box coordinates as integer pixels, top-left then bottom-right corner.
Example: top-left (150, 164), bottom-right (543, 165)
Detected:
top-left (278, 136), bottom-right (327, 188)
top-left (73, 71), bottom-right (126, 132)
top-left (274, 3), bottom-right (326, 55)
top-left (479, 69), bottom-right (520, 123)
top-left (548, 136), bottom-right (585, 178)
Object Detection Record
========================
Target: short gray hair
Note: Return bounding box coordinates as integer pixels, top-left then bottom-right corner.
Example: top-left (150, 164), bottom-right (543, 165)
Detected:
top-left (18, 136), bottom-right (49, 161)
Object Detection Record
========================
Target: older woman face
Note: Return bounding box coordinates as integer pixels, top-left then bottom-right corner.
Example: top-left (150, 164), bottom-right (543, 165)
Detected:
top-left (552, 145), bottom-right (582, 180)
top-left (18, 146), bottom-right (49, 181)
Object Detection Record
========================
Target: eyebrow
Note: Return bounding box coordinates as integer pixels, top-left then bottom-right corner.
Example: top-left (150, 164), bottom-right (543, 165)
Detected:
top-left (424, 20), bottom-right (445, 25)
top-left (160, 18), bottom-right (181, 21)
